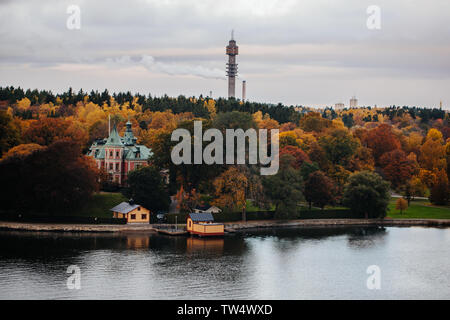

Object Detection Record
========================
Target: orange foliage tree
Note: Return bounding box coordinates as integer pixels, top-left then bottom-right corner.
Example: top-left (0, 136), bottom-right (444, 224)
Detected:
top-left (212, 166), bottom-right (248, 213)
top-left (379, 150), bottom-right (417, 189)
top-left (364, 124), bottom-right (401, 164)
top-left (279, 145), bottom-right (311, 169)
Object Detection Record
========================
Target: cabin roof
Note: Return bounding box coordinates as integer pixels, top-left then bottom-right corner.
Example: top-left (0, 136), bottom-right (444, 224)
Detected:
top-left (195, 204), bottom-right (211, 211)
top-left (189, 212), bottom-right (214, 222)
top-left (110, 202), bottom-right (141, 214)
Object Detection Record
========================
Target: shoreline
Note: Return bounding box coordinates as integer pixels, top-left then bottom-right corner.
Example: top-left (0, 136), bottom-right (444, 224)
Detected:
top-left (0, 218), bottom-right (449, 233)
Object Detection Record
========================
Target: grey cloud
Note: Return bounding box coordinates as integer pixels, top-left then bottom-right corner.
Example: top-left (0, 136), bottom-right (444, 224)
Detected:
top-left (0, 0), bottom-right (449, 106)
top-left (105, 55), bottom-right (226, 79)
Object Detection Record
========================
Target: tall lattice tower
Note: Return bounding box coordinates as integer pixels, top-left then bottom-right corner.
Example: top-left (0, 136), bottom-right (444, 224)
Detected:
top-left (226, 30), bottom-right (239, 98)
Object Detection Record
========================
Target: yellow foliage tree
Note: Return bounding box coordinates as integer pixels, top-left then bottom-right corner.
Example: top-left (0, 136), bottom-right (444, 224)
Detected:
top-left (395, 198), bottom-right (408, 214)
top-left (17, 98), bottom-right (31, 111)
top-left (1, 143), bottom-right (44, 160)
top-left (205, 99), bottom-right (216, 119)
top-left (420, 129), bottom-right (446, 171)
top-left (212, 166), bottom-right (248, 212)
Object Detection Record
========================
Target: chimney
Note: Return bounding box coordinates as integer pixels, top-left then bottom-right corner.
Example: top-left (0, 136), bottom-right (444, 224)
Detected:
top-left (242, 80), bottom-right (246, 101)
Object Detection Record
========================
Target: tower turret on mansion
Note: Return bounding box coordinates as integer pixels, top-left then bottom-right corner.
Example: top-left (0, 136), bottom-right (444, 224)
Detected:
top-left (88, 121), bottom-right (152, 185)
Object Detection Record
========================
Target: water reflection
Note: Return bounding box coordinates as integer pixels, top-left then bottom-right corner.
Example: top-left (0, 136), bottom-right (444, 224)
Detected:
top-left (126, 234), bottom-right (150, 249)
top-left (0, 226), bottom-right (448, 299)
top-left (186, 237), bottom-right (224, 253)
top-left (347, 227), bottom-right (387, 249)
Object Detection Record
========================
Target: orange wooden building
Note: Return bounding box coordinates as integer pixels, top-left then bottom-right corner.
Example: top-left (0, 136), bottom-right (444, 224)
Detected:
top-left (186, 212), bottom-right (224, 237)
top-left (110, 201), bottom-right (150, 224)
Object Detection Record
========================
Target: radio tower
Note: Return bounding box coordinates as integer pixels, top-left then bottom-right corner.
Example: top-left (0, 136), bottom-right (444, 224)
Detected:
top-left (226, 30), bottom-right (239, 98)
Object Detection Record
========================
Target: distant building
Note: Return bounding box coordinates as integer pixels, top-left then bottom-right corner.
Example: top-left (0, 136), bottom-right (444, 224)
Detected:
top-left (226, 30), bottom-right (239, 98)
top-left (349, 96), bottom-right (358, 108)
top-left (335, 103), bottom-right (345, 110)
top-left (110, 201), bottom-right (150, 224)
top-left (88, 121), bottom-right (152, 185)
top-left (194, 205), bottom-right (222, 214)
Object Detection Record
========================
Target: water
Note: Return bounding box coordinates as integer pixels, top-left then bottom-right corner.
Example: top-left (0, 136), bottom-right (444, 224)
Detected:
top-left (0, 226), bottom-right (449, 299)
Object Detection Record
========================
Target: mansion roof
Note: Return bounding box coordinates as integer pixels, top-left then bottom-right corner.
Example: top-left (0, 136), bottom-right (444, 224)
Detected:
top-left (88, 121), bottom-right (153, 161)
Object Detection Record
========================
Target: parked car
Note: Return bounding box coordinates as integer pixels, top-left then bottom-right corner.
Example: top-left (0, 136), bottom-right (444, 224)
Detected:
top-left (156, 211), bottom-right (168, 223)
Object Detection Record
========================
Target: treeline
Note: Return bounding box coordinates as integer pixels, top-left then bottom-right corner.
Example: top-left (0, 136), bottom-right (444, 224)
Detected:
top-left (0, 86), bottom-right (300, 124)
top-left (322, 106), bottom-right (446, 125)
top-left (3, 86), bottom-right (447, 125)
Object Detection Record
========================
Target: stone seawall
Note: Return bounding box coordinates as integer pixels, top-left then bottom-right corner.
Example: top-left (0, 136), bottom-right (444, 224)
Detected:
top-left (0, 222), bottom-right (157, 233)
top-left (224, 218), bottom-right (450, 231)
top-left (0, 218), bottom-right (449, 234)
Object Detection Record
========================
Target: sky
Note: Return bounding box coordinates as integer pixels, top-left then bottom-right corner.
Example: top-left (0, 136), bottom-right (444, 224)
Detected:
top-left (0, 0), bottom-right (449, 108)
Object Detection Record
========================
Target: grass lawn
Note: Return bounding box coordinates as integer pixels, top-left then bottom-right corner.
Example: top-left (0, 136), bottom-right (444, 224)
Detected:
top-left (70, 192), bottom-right (128, 218)
top-left (387, 198), bottom-right (450, 219)
top-left (245, 200), bottom-right (275, 212)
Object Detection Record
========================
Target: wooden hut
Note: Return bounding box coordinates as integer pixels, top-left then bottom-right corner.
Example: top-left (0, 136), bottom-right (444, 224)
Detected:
top-left (186, 212), bottom-right (224, 237)
top-left (110, 201), bottom-right (150, 224)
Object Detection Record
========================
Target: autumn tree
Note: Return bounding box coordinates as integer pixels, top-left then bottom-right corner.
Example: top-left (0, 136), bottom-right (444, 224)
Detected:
top-left (212, 166), bottom-right (248, 218)
top-left (300, 161), bottom-right (319, 181)
top-left (401, 177), bottom-right (427, 205)
top-left (0, 140), bottom-right (99, 214)
top-left (280, 132), bottom-right (300, 148)
top-left (304, 171), bottom-right (336, 210)
top-left (307, 142), bottom-right (329, 171)
top-left (364, 124), bottom-right (401, 164)
top-left (1, 143), bottom-right (44, 160)
top-left (343, 171), bottom-right (391, 219)
top-left (213, 111), bottom-right (256, 131)
top-left (405, 132), bottom-right (423, 155)
top-left (319, 128), bottom-right (359, 165)
top-left (348, 146), bottom-right (375, 171)
top-left (0, 110), bottom-right (21, 157)
top-left (88, 119), bottom-right (108, 143)
top-left (429, 169), bottom-right (449, 205)
top-left (446, 140), bottom-right (450, 181)
top-left (263, 154), bottom-right (304, 219)
top-left (23, 118), bottom-right (88, 147)
top-left (17, 97), bottom-right (31, 111)
top-left (279, 145), bottom-right (311, 169)
top-left (379, 150), bottom-right (417, 189)
top-left (395, 198), bottom-right (408, 214)
top-left (419, 128), bottom-right (446, 171)
top-left (299, 112), bottom-right (331, 132)
top-left (175, 186), bottom-right (201, 213)
top-left (123, 166), bottom-right (170, 213)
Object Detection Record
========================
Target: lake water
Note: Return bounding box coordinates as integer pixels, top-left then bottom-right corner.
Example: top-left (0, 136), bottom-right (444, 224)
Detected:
top-left (0, 226), bottom-right (449, 299)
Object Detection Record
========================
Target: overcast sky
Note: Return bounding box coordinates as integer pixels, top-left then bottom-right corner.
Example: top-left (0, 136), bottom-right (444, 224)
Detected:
top-left (1, 0), bottom-right (449, 108)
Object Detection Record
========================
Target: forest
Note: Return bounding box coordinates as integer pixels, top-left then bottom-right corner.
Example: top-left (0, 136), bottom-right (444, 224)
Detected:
top-left (0, 86), bottom-right (449, 219)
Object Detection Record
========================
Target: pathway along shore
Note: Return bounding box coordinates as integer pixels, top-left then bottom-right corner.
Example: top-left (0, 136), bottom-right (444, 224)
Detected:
top-left (0, 218), bottom-right (449, 233)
